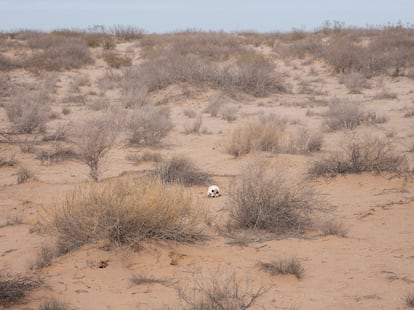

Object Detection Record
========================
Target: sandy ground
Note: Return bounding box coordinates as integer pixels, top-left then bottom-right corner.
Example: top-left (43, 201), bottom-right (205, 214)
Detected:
top-left (1, 40), bottom-right (414, 310)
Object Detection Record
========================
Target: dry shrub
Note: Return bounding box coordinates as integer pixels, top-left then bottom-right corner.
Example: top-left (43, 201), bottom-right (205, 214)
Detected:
top-left (5, 90), bottom-right (50, 134)
top-left (154, 156), bottom-right (210, 186)
top-left (103, 51), bottom-right (132, 68)
top-left (128, 106), bottom-right (172, 146)
top-left (0, 73), bottom-right (11, 97)
top-left (39, 298), bottom-right (69, 310)
top-left (0, 272), bottom-right (41, 307)
top-left (324, 99), bottom-right (366, 131)
top-left (0, 54), bottom-right (21, 71)
top-left (204, 93), bottom-right (228, 117)
top-left (25, 36), bottom-right (93, 72)
top-left (17, 167), bottom-right (34, 184)
top-left (227, 159), bottom-right (318, 234)
top-left (225, 120), bottom-right (286, 157)
top-left (178, 270), bottom-right (264, 310)
top-left (49, 177), bottom-right (204, 252)
top-left (121, 49), bottom-right (285, 97)
top-left (309, 134), bottom-right (409, 177)
top-left (71, 117), bottom-right (118, 181)
top-left (259, 257), bottom-right (304, 279)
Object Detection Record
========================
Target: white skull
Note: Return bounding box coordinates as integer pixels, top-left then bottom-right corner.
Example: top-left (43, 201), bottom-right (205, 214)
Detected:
top-left (207, 185), bottom-right (221, 198)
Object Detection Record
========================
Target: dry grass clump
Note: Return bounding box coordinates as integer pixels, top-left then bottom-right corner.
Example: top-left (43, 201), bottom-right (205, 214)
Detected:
top-left (324, 99), bottom-right (366, 131)
top-left (126, 151), bottom-right (162, 165)
top-left (5, 90), bottom-right (51, 134)
top-left (154, 156), bottom-right (210, 186)
top-left (0, 54), bottom-right (21, 71)
top-left (103, 51), bottom-right (132, 68)
top-left (227, 159), bottom-right (318, 234)
top-left (110, 25), bottom-right (144, 41)
top-left (17, 167), bottom-right (35, 184)
top-left (71, 117), bottom-right (118, 181)
top-left (309, 135), bottom-right (409, 177)
top-left (39, 298), bottom-right (69, 310)
top-left (49, 177), bottom-right (204, 252)
top-left (33, 246), bottom-right (55, 269)
top-left (0, 272), bottom-right (41, 307)
top-left (225, 119), bottom-right (286, 157)
top-left (259, 257), bottom-right (304, 279)
top-left (293, 127), bottom-right (323, 153)
top-left (178, 271), bottom-right (264, 310)
top-left (127, 106), bottom-right (173, 146)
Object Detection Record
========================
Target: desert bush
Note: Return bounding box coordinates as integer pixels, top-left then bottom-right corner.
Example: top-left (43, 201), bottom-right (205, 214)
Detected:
top-left (219, 104), bottom-right (238, 122)
top-left (121, 49), bottom-right (285, 97)
top-left (0, 73), bottom-right (11, 97)
top-left (25, 36), bottom-right (93, 72)
top-left (71, 117), bottom-right (118, 181)
top-left (204, 93), bottom-right (227, 117)
top-left (103, 51), bottom-right (132, 68)
top-left (227, 159), bottom-right (318, 234)
top-left (127, 106), bottom-right (172, 146)
top-left (0, 272), bottom-right (41, 307)
top-left (225, 119), bottom-right (287, 157)
top-left (320, 219), bottom-right (347, 237)
top-left (154, 156), bottom-right (210, 186)
top-left (49, 177), bottom-right (204, 252)
top-left (324, 99), bottom-right (366, 131)
top-left (17, 167), bottom-right (34, 184)
top-left (39, 298), bottom-right (69, 310)
top-left (323, 37), bottom-right (366, 73)
top-left (183, 108), bottom-right (197, 118)
top-left (259, 257), bottom-right (304, 279)
top-left (184, 115), bottom-right (203, 134)
top-left (5, 90), bottom-right (50, 134)
top-left (309, 135), bottom-right (409, 177)
top-left (178, 271), bottom-right (264, 310)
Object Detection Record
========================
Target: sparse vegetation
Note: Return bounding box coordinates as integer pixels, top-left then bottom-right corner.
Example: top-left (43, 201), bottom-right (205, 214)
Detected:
top-left (103, 51), bottom-right (132, 68)
top-left (0, 272), bottom-right (41, 307)
top-left (154, 156), bottom-right (210, 186)
top-left (309, 134), bottom-right (409, 177)
top-left (227, 159), bottom-right (318, 234)
top-left (259, 257), bottom-right (304, 279)
top-left (33, 246), bottom-right (55, 269)
top-left (71, 117), bottom-right (118, 181)
top-left (49, 177), bottom-right (204, 253)
top-left (0, 154), bottom-right (17, 167)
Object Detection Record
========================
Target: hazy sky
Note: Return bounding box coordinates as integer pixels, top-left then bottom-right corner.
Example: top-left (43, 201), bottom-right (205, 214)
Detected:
top-left (0, 0), bottom-right (413, 32)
